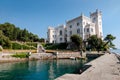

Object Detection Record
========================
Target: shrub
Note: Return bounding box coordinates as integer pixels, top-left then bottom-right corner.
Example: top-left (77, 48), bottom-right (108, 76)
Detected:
top-left (26, 42), bottom-right (37, 48)
top-left (12, 42), bottom-right (36, 50)
top-left (12, 52), bottom-right (29, 58)
top-left (45, 43), bottom-right (68, 50)
top-left (12, 42), bottom-right (22, 49)
top-left (0, 30), bottom-right (12, 49)
top-left (22, 44), bottom-right (36, 50)
top-left (41, 43), bottom-right (46, 47)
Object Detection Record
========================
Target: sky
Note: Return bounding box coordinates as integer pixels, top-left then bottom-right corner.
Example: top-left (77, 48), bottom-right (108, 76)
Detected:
top-left (0, 0), bottom-right (120, 48)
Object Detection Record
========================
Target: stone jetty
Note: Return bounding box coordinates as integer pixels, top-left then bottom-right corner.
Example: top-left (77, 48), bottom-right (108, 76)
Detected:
top-left (56, 53), bottom-right (120, 80)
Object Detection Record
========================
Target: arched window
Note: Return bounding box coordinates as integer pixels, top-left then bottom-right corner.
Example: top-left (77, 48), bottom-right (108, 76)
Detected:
top-left (60, 30), bottom-right (62, 36)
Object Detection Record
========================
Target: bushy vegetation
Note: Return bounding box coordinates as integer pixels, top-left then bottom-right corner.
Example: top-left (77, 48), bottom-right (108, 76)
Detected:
top-left (70, 35), bottom-right (83, 50)
top-left (86, 34), bottom-right (116, 52)
top-left (69, 34), bottom-right (116, 52)
top-left (22, 44), bottom-right (36, 50)
top-left (12, 52), bottom-right (30, 58)
top-left (104, 34), bottom-right (116, 49)
top-left (12, 42), bottom-right (22, 49)
top-left (0, 22), bottom-right (45, 49)
top-left (44, 43), bottom-right (68, 50)
top-left (12, 42), bottom-right (36, 50)
top-left (26, 42), bottom-right (37, 48)
top-left (0, 30), bottom-right (12, 49)
top-left (87, 35), bottom-right (104, 51)
top-left (0, 22), bottom-right (41, 42)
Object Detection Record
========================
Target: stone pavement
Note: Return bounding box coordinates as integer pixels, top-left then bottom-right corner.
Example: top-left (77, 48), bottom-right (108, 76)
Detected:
top-left (56, 53), bottom-right (120, 80)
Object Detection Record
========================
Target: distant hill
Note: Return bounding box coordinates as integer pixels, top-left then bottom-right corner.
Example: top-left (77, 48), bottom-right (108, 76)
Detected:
top-left (0, 22), bottom-right (41, 42)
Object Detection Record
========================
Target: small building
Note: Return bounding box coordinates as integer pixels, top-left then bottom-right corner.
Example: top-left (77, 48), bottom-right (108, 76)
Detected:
top-left (47, 25), bottom-right (66, 43)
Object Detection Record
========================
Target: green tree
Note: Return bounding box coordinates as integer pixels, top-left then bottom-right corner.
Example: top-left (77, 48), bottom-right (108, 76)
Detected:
top-left (0, 22), bottom-right (41, 42)
top-left (39, 38), bottom-right (45, 43)
top-left (0, 22), bottom-right (18, 40)
top-left (13, 27), bottom-right (19, 40)
top-left (104, 34), bottom-right (116, 49)
top-left (70, 35), bottom-right (82, 50)
top-left (87, 35), bottom-right (104, 52)
top-left (33, 35), bottom-right (40, 42)
top-left (21, 29), bottom-right (29, 41)
top-left (0, 30), bottom-right (11, 49)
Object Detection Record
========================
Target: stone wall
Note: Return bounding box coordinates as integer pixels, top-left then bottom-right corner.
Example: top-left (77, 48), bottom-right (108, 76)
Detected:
top-left (29, 52), bottom-right (82, 60)
top-left (56, 52), bottom-right (81, 59)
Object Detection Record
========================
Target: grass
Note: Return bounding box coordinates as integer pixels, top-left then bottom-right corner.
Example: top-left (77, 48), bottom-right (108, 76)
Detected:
top-left (12, 52), bottom-right (29, 58)
top-left (45, 50), bottom-right (78, 53)
top-left (2, 49), bottom-right (37, 53)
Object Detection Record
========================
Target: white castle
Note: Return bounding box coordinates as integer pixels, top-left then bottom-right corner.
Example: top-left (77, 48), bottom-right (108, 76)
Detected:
top-left (47, 9), bottom-right (103, 43)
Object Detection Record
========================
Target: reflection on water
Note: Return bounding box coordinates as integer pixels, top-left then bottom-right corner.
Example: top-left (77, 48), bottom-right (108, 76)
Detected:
top-left (0, 59), bottom-right (85, 80)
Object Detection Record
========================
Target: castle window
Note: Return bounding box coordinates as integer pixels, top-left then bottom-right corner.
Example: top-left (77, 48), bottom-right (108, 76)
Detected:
top-left (87, 28), bottom-right (89, 32)
top-left (70, 25), bottom-right (72, 28)
top-left (93, 17), bottom-right (96, 22)
top-left (91, 28), bottom-right (93, 32)
top-left (60, 38), bottom-right (62, 41)
top-left (65, 34), bottom-right (67, 37)
top-left (93, 17), bottom-right (96, 21)
top-left (60, 30), bottom-right (62, 36)
top-left (65, 29), bottom-right (67, 32)
top-left (53, 31), bottom-right (55, 33)
top-left (52, 40), bottom-right (54, 43)
top-left (77, 22), bottom-right (79, 26)
top-left (70, 31), bottom-right (72, 36)
top-left (77, 29), bottom-right (80, 34)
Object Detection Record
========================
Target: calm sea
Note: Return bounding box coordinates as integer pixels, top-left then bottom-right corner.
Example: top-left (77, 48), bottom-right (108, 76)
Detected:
top-left (110, 49), bottom-right (120, 54)
top-left (0, 59), bottom-right (85, 80)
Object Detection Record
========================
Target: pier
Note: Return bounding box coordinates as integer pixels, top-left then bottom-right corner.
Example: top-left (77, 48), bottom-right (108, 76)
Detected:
top-left (56, 53), bottom-right (120, 80)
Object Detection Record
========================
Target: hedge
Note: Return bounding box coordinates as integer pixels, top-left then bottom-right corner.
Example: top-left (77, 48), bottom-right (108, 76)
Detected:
top-left (45, 43), bottom-right (68, 50)
top-left (12, 52), bottom-right (29, 58)
top-left (11, 42), bottom-right (36, 50)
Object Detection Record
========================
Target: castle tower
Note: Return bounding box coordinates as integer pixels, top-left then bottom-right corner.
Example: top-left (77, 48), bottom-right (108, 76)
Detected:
top-left (47, 27), bottom-right (56, 43)
top-left (90, 9), bottom-right (103, 38)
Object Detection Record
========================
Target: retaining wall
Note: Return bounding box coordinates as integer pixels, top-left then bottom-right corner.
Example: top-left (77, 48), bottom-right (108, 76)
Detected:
top-left (29, 52), bottom-right (82, 60)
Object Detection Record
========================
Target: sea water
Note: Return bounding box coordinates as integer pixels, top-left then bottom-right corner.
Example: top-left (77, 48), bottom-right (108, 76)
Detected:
top-left (110, 49), bottom-right (120, 54)
top-left (0, 59), bottom-right (85, 80)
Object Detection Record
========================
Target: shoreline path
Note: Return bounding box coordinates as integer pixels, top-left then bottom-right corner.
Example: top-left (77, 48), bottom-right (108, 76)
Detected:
top-left (56, 53), bottom-right (120, 80)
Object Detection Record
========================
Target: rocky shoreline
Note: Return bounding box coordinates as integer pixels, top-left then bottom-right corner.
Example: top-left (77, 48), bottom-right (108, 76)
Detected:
top-left (0, 51), bottom-right (105, 63)
top-left (0, 52), bottom-right (83, 63)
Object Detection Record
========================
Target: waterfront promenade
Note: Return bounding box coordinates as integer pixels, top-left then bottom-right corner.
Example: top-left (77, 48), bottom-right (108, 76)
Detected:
top-left (56, 53), bottom-right (120, 80)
